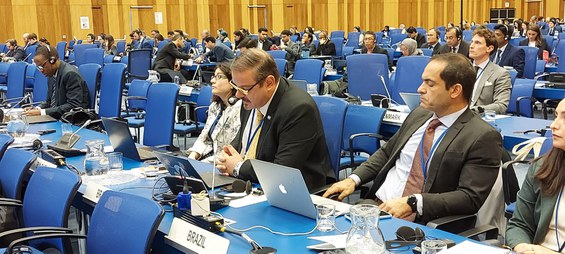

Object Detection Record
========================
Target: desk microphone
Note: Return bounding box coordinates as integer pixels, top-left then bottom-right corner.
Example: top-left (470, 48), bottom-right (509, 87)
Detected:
top-left (0, 94), bottom-right (32, 122)
top-left (20, 101), bottom-right (44, 108)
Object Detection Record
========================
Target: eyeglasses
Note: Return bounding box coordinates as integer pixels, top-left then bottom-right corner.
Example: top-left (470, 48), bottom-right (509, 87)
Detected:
top-left (211, 74), bottom-right (228, 80)
top-left (229, 76), bottom-right (267, 95)
top-left (35, 59), bottom-right (49, 71)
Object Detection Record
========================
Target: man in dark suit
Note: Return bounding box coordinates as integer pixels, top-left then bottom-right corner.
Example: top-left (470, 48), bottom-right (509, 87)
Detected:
top-left (493, 24), bottom-right (525, 78)
top-left (216, 49), bottom-right (335, 191)
top-left (406, 26), bottom-right (426, 48)
top-left (198, 36), bottom-right (234, 63)
top-left (256, 27), bottom-right (272, 51)
top-left (361, 31), bottom-right (393, 70)
top-left (323, 53), bottom-right (502, 223)
top-left (25, 45), bottom-right (90, 119)
top-left (438, 27), bottom-right (470, 58)
top-left (132, 29), bottom-right (152, 50)
top-left (421, 28), bottom-right (441, 55)
top-left (1, 39), bottom-right (25, 61)
top-left (152, 34), bottom-right (192, 82)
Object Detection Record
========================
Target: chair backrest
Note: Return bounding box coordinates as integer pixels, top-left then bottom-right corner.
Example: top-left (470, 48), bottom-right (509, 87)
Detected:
top-left (346, 54), bottom-right (389, 100)
top-left (56, 41), bottom-right (67, 60)
top-left (331, 37), bottom-right (345, 57)
top-left (87, 191), bottom-right (164, 254)
top-left (342, 105), bottom-right (387, 154)
top-left (128, 49), bottom-right (153, 82)
top-left (7, 62), bottom-right (28, 100)
top-left (274, 58), bottom-right (287, 77)
top-left (68, 40), bottom-right (75, 49)
top-left (157, 41), bottom-right (167, 52)
top-left (389, 29), bottom-right (403, 36)
top-left (0, 148), bottom-right (36, 200)
top-left (103, 55), bottom-right (114, 64)
top-left (99, 63), bottom-right (126, 118)
top-left (72, 44), bottom-right (98, 66)
top-left (507, 78), bottom-right (535, 117)
top-left (127, 80), bottom-right (151, 111)
top-left (540, 137), bottom-right (553, 155)
top-left (509, 69), bottom-right (518, 86)
top-left (78, 63), bottom-right (102, 109)
top-left (390, 34), bottom-right (407, 45)
top-left (420, 48), bottom-right (433, 56)
top-left (116, 41), bottom-right (126, 54)
top-left (556, 41), bottom-right (565, 72)
top-left (462, 30), bottom-right (473, 42)
top-left (313, 96), bottom-right (348, 177)
top-left (143, 83), bottom-right (179, 147)
top-left (195, 85), bottom-right (213, 123)
top-left (25, 65), bottom-right (35, 89)
top-left (393, 56), bottom-right (430, 103)
top-left (518, 46), bottom-right (539, 79)
top-left (543, 36), bottom-right (554, 50)
top-left (224, 41), bottom-right (232, 49)
top-left (22, 166), bottom-right (81, 253)
top-left (0, 62), bottom-right (9, 84)
top-left (84, 48), bottom-right (104, 66)
top-left (375, 32), bottom-right (384, 44)
top-left (267, 50), bottom-right (287, 59)
top-left (292, 59), bottom-right (324, 86)
top-left (330, 30), bottom-right (345, 39)
top-left (345, 32), bottom-right (361, 47)
top-left (32, 66), bottom-right (49, 102)
top-left (0, 44), bottom-right (6, 54)
top-left (290, 35), bottom-right (298, 42)
top-left (0, 135), bottom-right (14, 161)
top-left (509, 37), bottom-right (521, 47)
top-left (24, 45), bottom-right (37, 63)
top-left (289, 79), bottom-right (308, 91)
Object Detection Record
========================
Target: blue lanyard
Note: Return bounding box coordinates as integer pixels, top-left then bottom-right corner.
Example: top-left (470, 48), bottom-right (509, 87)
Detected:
top-left (475, 62), bottom-right (489, 81)
top-left (245, 109), bottom-right (264, 154)
top-left (207, 109), bottom-right (223, 141)
top-left (555, 189), bottom-right (565, 252)
top-left (419, 128), bottom-right (449, 183)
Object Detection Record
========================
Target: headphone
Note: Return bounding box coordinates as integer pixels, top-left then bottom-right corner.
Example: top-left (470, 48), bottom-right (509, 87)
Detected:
top-left (453, 26), bottom-right (462, 40)
top-left (433, 28), bottom-right (440, 39)
top-left (385, 226), bottom-right (426, 250)
top-left (231, 179), bottom-right (252, 194)
top-left (44, 45), bottom-right (56, 64)
top-left (10, 245), bottom-right (33, 254)
top-left (495, 24), bottom-right (512, 41)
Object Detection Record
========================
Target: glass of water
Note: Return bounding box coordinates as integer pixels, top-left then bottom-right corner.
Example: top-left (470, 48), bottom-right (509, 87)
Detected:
top-left (316, 204), bottom-right (335, 232)
top-left (107, 152), bottom-right (123, 172)
top-left (421, 240), bottom-right (447, 254)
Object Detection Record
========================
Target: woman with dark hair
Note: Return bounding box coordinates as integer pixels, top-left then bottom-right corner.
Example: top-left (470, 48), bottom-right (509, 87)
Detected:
top-left (304, 26), bottom-right (317, 40)
top-left (507, 98), bottom-right (565, 254)
top-left (382, 25), bottom-right (390, 37)
top-left (513, 19), bottom-right (524, 38)
top-left (521, 21), bottom-right (530, 37)
top-left (233, 31), bottom-right (244, 51)
top-left (519, 23), bottom-right (551, 59)
top-left (186, 63), bottom-right (241, 162)
top-left (353, 26), bottom-right (364, 46)
top-left (104, 35), bottom-right (118, 55)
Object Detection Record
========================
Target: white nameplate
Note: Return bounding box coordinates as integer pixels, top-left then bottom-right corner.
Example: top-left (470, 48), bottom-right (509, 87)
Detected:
top-left (165, 218), bottom-right (229, 254)
top-left (383, 111), bottom-right (409, 124)
top-left (179, 86), bottom-right (194, 96)
top-left (83, 182), bottom-right (110, 204)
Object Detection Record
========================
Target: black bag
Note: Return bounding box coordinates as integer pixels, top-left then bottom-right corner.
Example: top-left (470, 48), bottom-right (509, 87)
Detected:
top-left (61, 108), bottom-right (102, 132)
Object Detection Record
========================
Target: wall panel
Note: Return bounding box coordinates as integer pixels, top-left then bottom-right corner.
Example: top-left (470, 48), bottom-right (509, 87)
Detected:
top-left (1, 0), bottom-right (563, 43)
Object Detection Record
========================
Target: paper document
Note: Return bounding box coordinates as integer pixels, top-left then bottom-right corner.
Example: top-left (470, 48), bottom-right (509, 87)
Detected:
top-left (438, 240), bottom-right (511, 254)
top-left (229, 194), bottom-right (266, 208)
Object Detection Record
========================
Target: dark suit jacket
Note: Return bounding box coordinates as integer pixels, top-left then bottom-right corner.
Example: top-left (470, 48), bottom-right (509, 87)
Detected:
top-left (519, 38), bottom-right (551, 59)
top-left (204, 42), bottom-right (234, 63)
top-left (438, 40), bottom-right (470, 58)
top-left (136, 37), bottom-right (153, 50)
top-left (352, 107), bottom-right (502, 223)
top-left (316, 40), bottom-right (336, 56)
top-left (6, 46), bottom-right (25, 61)
top-left (38, 61), bottom-right (90, 119)
top-left (152, 42), bottom-right (191, 71)
top-left (361, 45), bottom-right (393, 71)
top-left (231, 78), bottom-right (335, 191)
top-left (256, 39), bottom-right (273, 51)
top-left (414, 33), bottom-right (426, 48)
top-left (421, 42), bottom-right (441, 55)
top-left (548, 26), bottom-right (562, 36)
top-left (490, 44), bottom-right (525, 78)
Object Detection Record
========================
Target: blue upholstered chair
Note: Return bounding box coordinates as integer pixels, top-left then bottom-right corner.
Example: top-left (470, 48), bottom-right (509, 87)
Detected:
top-left (313, 96), bottom-right (348, 178)
top-left (78, 63), bottom-right (101, 110)
top-left (393, 56), bottom-right (430, 104)
top-left (507, 78), bottom-right (536, 117)
top-left (267, 50), bottom-right (287, 59)
top-left (32, 66), bottom-right (48, 103)
top-left (127, 49), bottom-right (153, 82)
top-left (274, 58), bottom-right (287, 77)
top-left (292, 59), bottom-right (324, 86)
top-left (143, 83), bottom-right (179, 147)
top-left (98, 63), bottom-right (126, 118)
top-left (174, 85), bottom-right (213, 147)
top-left (346, 54), bottom-right (389, 100)
top-left (518, 46), bottom-right (539, 79)
top-left (84, 48), bottom-right (104, 66)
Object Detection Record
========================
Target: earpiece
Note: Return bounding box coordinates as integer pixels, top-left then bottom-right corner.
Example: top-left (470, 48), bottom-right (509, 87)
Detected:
top-left (228, 96), bottom-right (239, 106)
top-left (231, 179), bottom-right (252, 194)
top-left (44, 45), bottom-right (56, 64)
top-left (385, 226), bottom-right (426, 250)
top-left (496, 24), bottom-right (512, 41)
top-left (10, 245), bottom-right (33, 254)
top-left (454, 26), bottom-right (462, 40)
top-left (32, 139), bottom-right (44, 151)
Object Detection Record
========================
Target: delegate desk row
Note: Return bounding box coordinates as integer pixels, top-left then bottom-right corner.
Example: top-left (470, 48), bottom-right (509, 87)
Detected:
top-left (25, 121), bottom-right (482, 254)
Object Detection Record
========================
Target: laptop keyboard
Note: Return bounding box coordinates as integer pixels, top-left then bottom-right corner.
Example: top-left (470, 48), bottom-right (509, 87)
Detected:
top-left (310, 195), bottom-right (351, 216)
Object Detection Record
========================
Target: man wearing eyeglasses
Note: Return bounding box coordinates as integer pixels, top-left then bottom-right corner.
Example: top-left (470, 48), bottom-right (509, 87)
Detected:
top-left (216, 49), bottom-right (335, 191)
top-left (438, 27), bottom-right (470, 58)
top-left (421, 29), bottom-right (441, 55)
top-left (25, 45), bottom-right (89, 119)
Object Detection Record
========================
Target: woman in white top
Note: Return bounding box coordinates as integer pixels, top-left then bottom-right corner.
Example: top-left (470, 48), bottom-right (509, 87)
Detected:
top-left (186, 63), bottom-right (242, 163)
top-left (506, 98), bottom-right (565, 253)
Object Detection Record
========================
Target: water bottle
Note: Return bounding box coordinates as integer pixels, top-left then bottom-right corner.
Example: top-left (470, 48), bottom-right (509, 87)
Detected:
top-left (174, 75), bottom-right (180, 85)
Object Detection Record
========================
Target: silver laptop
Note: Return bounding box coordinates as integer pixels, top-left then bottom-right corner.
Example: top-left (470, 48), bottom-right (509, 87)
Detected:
top-left (154, 152), bottom-right (236, 189)
top-left (250, 160), bottom-right (350, 219)
top-left (399, 92), bottom-right (421, 111)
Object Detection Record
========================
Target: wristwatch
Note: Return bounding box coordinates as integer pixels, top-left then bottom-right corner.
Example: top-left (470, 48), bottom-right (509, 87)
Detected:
top-left (407, 195), bottom-right (417, 213)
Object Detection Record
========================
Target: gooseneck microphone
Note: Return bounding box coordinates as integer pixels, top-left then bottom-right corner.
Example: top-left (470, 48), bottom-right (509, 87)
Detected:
top-left (215, 224), bottom-right (277, 254)
top-left (0, 94), bottom-right (32, 123)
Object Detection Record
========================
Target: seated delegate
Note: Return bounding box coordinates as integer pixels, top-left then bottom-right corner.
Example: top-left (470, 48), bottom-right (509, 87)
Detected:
top-left (506, 98), bottom-right (565, 254)
top-left (186, 64), bottom-right (241, 163)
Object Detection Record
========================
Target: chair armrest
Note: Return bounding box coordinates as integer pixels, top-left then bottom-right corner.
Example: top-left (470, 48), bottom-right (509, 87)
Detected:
top-left (0, 198), bottom-right (21, 204)
top-left (543, 99), bottom-right (561, 119)
top-left (458, 224), bottom-right (498, 240)
top-left (426, 214), bottom-right (477, 234)
top-left (502, 160), bottom-right (530, 171)
top-left (0, 226), bottom-right (73, 241)
top-left (124, 96), bottom-right (147, 101)
top-left (192, 105), bottom-right (210, 128)
top-left (0, 200), bottom-right (23, 208)
top-left (310, 184), bottom-right (333, 195)
top-left (515, 96), bottom-right (535, 117)
top-left (7, 233), bottom-right (87, 254)
top-left (348, 132), bottom-right (383, 168)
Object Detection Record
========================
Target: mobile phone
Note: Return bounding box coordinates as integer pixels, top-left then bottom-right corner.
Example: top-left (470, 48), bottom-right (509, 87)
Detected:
top-left (38, 129), bottom-right (56, 135)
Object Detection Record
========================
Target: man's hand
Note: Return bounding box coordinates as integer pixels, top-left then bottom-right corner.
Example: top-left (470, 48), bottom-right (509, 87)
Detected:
top-left (379, 197), bottom-right (413, 219)
top-left (216, 145), bottom-right (243, 176)
top-left (24, 108), bottom-right (40, 116)
top-left (514, 243), bottom-right (559, 254)
top-left (322, 178), bottom-right (356, 201)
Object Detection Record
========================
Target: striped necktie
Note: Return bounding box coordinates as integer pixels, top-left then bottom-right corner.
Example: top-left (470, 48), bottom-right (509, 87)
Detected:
top-left (50, 78), bottom-right (57, 108)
